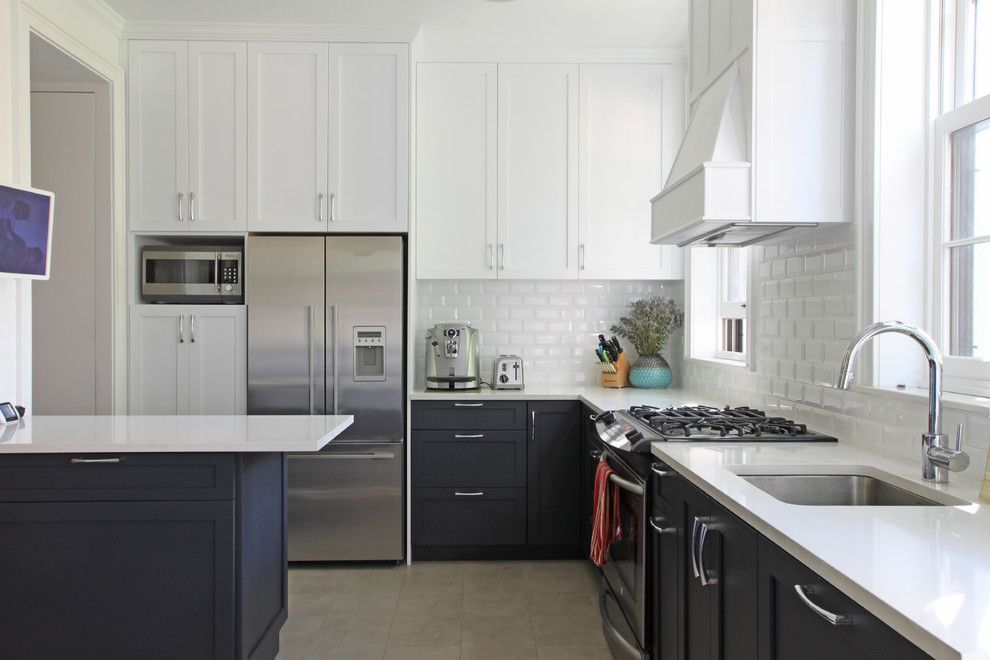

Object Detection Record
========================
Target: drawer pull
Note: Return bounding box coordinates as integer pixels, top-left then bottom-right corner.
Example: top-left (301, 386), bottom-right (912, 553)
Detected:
top-left (794, 585), bottom-right (852, 626)
top-left (454, 434), bottom-right (484, 439)
top-left (454, 491), bottom-right (484, 496)
top-left (453, 403), bottom-right (484, 407)
top-left (649, 516), bottom-right (675, 535)
top-left (70, 458), bottom-right (121, 464)
top-left (651, 465), bottom-right (673, 478)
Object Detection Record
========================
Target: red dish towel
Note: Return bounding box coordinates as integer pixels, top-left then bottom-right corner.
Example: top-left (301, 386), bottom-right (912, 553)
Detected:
top-left (590, 457), bottom-right (622, 568)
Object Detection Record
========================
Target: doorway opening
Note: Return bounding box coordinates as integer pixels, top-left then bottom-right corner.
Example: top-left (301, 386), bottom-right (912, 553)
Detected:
top-left (29, 34), bottom-right (113, 414)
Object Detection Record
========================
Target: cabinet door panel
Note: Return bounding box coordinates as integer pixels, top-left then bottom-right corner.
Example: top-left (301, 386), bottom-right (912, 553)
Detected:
top-left (187, 306), bottom-right (246, 414)
top-left (579, 64), bottom-right (684, 279)
top-left (0, 500), bottom-right (234, 660)
top-left (188, 41), bottom-right (246, 231)
top-left (497, 64), bottom-right (578, 279)
top-left (527, 401), bottom-right (581, 545)
top-left (416, 63), bottom-right (497, 279)
top-left (329, 43), bottom-right (408, 232)
top-left (129, 306), bottom-right (186, 414)
top-left (248, 43), bottom-right (329, 232)
top-left (128, 41), bottom-right (187, 231)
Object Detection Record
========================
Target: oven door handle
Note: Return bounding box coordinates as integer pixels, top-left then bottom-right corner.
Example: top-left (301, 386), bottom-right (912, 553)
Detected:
top-left (599, 587), bottom-right (646, 660)
top-left (608, 473), bottom-right (644, 496)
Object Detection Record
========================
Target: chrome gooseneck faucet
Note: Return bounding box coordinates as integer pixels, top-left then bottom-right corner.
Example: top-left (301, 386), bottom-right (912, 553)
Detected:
top-left (836, 321), bottom-right (969, 483)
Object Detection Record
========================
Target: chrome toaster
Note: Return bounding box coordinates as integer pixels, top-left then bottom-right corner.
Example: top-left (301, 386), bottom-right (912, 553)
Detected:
top-left (492, 355), bottom-right (524, 390)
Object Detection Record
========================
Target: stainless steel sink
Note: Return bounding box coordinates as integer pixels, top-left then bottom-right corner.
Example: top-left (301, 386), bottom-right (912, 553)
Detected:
top-left (738, 473), bottom-right (967, 506)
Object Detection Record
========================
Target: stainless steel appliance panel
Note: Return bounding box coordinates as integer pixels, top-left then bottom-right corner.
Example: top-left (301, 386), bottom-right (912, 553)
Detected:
top-left (287, 443), bottom-right (404, 561)
top-left (326, 236), bottom-right (404, 443)
top-left (246, 236), bottom-right (326, 415)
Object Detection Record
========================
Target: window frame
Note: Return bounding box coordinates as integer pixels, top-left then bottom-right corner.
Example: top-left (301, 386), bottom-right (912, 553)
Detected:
top-left (930, 0), bottom-right (990, 396)
top-left (714, 248), bottom-right (748, 363)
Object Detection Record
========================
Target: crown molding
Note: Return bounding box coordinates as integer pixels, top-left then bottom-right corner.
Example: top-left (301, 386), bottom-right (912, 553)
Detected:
top-left (416, 47), bottom-right (685, 65)
top-left (122, 20), bottom-right (422, 43)
top-left (73, 0), bottom-right (126, 36)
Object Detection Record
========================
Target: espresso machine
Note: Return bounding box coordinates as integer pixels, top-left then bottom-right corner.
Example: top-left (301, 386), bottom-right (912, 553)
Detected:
top-left (425, 323), bottom-right (480, 390)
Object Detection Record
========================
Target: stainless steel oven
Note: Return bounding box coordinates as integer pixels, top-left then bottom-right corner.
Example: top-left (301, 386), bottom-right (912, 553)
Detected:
top-left (141, 246), bottom-right (243, 303)
top-left (599, 449), bottom-right (649, 660)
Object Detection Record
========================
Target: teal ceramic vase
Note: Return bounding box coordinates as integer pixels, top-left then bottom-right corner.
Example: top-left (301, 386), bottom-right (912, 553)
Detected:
top-left (629, 354), bottom-right (673, 389)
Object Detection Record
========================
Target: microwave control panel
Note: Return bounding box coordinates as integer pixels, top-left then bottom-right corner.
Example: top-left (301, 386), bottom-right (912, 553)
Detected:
top-left (219, 253), bottom-right (240, 285)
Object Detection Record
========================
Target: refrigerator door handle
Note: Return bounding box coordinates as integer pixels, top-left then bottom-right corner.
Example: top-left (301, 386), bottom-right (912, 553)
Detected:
top-left (330, 304), bottom-right (339, 414)
top-left (307, 305), bottom-right (315, 415)
top-left (289, 451), bottom-right (396, 460)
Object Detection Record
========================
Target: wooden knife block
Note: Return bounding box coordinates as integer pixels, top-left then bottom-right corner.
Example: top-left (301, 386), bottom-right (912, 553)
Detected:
top-left (600, 352), bottom-right (631, 388)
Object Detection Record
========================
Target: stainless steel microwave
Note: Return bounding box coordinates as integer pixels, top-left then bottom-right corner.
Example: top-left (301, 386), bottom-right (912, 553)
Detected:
top-left (141, 246), bottom-right (243, 303)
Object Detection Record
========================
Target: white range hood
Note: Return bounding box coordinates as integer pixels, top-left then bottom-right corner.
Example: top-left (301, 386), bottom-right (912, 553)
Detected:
top-left (650, 63), bottom-right (816, 247)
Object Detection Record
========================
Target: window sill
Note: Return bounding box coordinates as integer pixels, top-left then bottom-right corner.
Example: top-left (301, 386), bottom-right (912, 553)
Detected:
top-left (685, 355), bottom-right (749, 369)
top-left (853, 384), bottom-right (990, 416)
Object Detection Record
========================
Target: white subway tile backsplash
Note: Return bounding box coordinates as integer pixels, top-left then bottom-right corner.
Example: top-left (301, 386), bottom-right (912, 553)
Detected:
top-left (416, 279), bottom-right (684, 389)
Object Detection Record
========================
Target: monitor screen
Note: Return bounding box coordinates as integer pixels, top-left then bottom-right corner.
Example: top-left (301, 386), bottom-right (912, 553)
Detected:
top-left (0, 183), bottom-right (54, 280)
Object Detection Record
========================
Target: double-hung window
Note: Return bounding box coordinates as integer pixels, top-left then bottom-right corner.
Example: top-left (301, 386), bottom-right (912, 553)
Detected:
top-left (933, 0), bottom-right (990, 395)
top-left (716, 248), bottom-right (747, 360)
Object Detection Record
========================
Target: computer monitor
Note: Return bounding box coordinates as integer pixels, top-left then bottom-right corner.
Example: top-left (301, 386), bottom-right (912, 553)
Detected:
top-left (0, 182), bottom-right (54, 280)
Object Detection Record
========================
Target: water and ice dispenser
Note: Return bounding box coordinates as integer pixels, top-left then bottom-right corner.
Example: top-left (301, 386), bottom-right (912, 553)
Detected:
top-left (353, 326), bottom-right (386, 381)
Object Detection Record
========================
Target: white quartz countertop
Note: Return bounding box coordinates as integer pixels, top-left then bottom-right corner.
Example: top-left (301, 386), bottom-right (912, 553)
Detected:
top-left (651, 440), bottom-right (990, 659)
top-left (410, 385), bottom-right (702, 412)
top-left (0, 415), bottom-right (354, 453)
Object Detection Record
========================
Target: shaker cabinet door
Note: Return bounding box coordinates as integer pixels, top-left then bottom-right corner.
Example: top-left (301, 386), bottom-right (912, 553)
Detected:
top-left (578, 64), bottom-right (684, 279)
top-left (247, 42), bottom-right (329, 232)
top-left (328, 43), bottom-right (408, 232)
top-left (188, 41), bottom-right (247, 232)
top-left (186, 306), bottom-right (247, 415)
top-left (128, 41), bottom-right (188, 232)
top-left (128, 306), bottom-right (188, 415)
top-left (496, 64), bottom-right (579, 280)
top-left (415, 63), bottom-right (498, 279)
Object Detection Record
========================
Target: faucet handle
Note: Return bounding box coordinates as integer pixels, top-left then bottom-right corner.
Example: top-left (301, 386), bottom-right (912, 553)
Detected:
top-left (955, 423), bottom-right (964, 452)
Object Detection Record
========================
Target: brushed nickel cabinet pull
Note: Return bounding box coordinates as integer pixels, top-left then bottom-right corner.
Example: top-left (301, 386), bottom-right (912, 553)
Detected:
top-left (70, 457), bottom-right (120, 464)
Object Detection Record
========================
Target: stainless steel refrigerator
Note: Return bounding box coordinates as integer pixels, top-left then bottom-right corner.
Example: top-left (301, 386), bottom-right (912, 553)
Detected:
top-left (247, 235), bottom-right (405, 561)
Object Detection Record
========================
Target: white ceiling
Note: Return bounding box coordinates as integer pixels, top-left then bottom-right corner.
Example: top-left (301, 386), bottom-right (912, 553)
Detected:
top-left (103, 0), bottom-right (688, 51)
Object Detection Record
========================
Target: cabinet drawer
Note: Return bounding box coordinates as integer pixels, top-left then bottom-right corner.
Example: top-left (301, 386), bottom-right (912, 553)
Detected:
top-left (0, 454), bottom-right (236, 502)
top-left (758, 537), bottom-right (931, 660)
top-left (411, 487), bottom-right (526, 545)
top-left (412, 430), bottom-right (526, 487)
top-left (411, 400), bottom-right (527, 430)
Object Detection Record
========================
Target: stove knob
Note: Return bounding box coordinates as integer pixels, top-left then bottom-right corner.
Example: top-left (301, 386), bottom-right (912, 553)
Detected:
top-left (596, 411), bottom-right (616, 424)
top-left (625, 429), bottom-right (644, 442)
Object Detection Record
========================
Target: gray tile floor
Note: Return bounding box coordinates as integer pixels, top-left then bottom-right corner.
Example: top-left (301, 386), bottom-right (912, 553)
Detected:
top-left (277, 560), bottom-right (612, 660)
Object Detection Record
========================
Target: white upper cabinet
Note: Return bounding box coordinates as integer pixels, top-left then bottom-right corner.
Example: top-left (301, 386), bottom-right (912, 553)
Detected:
top-left (328, 43), bottom-right (409, 232)
top-left (247, 42), bottom-right (329, 232)
top-left (415, 61), bottom-right (685, 280)
top-left (248, 42), bottom-right (409, 233)
top-left (416, 63), bottom-right (498, 279)
top-left (128, 41), bottom-right (246, 233)
top-left (578, 64), bottom-right (684, 279)
top-left (188, 42), bottom-right (247, 232)
top-left (496, 64), bottom-right (579, 279)
top-left (128, 41), bottom-right (188, 232)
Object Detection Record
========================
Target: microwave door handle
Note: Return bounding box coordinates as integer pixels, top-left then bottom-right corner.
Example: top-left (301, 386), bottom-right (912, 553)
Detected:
top-left (216, 253), bottom-right (221, 294)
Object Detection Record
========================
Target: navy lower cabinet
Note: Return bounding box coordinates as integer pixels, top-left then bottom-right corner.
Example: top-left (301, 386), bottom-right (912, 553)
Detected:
top-left (0, 452), bottom-right (287, 660)
top-left (656, 465), bottom-right (932, 660)
top-left (411, 399), bottom-right (583, 560)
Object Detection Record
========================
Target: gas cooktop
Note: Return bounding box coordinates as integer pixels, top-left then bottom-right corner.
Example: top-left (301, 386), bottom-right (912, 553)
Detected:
top-left (595, 404), bottom-right (837, 454)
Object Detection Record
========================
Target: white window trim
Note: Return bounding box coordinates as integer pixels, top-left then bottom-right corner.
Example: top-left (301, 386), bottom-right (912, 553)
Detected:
top-left (929, 0), bottom-right (990, 396)
top-left (715, 249), bottom-right (747, 362)
top-left (687, 247), bottom-right (750, 366)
